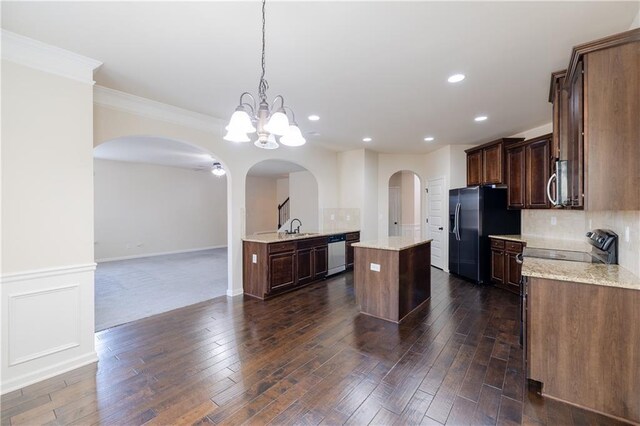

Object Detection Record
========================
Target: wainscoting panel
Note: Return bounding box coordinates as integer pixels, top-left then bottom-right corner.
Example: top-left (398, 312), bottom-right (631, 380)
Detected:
top-left (1, 264), bottom-right (97, 394)
top-left (9, 284), bottom-right (80, 366)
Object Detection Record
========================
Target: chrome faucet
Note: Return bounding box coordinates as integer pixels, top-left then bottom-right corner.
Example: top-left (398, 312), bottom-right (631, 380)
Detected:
top-left (289, 218), bottom-right (302, 234)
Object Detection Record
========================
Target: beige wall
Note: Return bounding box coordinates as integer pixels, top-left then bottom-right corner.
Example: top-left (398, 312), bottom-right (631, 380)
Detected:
top-left (1, 60), bottom-right (97, 392)
top-left (94, 159), bottom-right (227, 260)
top-left (2, 61), bottom-right (95, 273)
top-left (289, 171), bottom-right (319, 232)
top-left (245, 176), bottom-right (278, 235)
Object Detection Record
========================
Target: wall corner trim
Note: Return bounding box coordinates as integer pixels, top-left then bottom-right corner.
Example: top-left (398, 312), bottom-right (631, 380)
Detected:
top-left (1, 29), bottom-right (102, 84)
top-left (93, 85), bottom-right (226, 134)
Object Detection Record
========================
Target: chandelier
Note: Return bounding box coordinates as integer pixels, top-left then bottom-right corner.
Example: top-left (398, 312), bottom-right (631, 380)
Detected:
top-left (223, 0), bottom-right (305, 149)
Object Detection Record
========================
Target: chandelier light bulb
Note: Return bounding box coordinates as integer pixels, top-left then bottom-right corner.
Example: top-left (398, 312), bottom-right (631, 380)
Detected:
top-left (255, 134), bottom-right (279, 150)
top-left (264, 110), bottom-right (290, 136)
top-left (223, 129), bottom-right (250, 143)
top-left (226, 109), bottom-right (256, 134)
top-left (280, 124), bottom-right (306, 147)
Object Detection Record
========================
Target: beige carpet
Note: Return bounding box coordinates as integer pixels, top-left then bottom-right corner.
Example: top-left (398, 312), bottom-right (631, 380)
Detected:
top-left (95, 248), bottom-right (227, 331)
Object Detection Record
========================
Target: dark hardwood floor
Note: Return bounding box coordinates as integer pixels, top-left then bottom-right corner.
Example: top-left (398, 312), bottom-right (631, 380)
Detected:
top-left (1, 269), bottom-right (629, 425)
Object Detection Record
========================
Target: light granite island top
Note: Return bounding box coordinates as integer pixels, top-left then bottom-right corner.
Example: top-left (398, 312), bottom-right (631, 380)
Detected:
top-left (242, 230), bottom-right (359, 243)
top-left (488, 234), bottom-right (639, 291)
top-left (352, 236), bottom-right (433, 251)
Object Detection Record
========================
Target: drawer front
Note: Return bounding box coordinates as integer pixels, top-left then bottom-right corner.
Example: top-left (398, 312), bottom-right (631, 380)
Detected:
top-left (268, 242), bottom-right (296, 254)
top-left (297, 237), bottom-right (328, 250)
top-left (346, 232), bottom-right (360, 242)
top-left (505, 241), bottom-right (524, 253)
top-left (490, 239), bottom-right (505, 249)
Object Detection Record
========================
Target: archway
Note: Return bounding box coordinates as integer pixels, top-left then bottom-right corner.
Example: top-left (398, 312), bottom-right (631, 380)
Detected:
top-left (244, 159), bottom-right (319, 235)
top-left (93, 135), bottom-right (229, 331)
top-left (388, 170), bottom-right (422, 238)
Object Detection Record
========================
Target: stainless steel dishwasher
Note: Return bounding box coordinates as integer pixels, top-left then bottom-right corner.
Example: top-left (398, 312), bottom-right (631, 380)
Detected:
top-left (327, 234), bottom-right (346, 276)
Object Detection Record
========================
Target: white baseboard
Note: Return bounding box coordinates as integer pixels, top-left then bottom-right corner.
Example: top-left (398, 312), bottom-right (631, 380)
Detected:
top-left (1, 351), bottom-right (98, 395)
top-left (96, 245), bottom-right (227, 263)
top-left (226, 287), bottom-right (244, 297)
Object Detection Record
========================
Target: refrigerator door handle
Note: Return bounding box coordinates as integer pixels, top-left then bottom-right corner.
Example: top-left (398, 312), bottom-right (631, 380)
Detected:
top-left (546, 173), bottom-right (558, 206)
top-left (455, 202), bottom-right (461, 241)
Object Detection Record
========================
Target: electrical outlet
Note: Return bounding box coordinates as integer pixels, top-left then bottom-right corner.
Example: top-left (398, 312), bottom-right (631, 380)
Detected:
top-left (550, 216), bottom-right (557, 226)
top-left (330, 214), bottom-right (335, 220)
top-left (346, 215), bottom-right (351, 220)
top-left (370, 263), bottom-right (381, 272)
top-left (625, 226), bottom-right (630, 243)
top-left (252, 254), bottom-right (257, 264)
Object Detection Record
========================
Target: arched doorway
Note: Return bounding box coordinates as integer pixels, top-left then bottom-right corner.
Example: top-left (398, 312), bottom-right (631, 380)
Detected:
top-left (93, 136), bottom-right (229, 331)
top-left (245, 159), bottom-right (319, 235)
top-left (388, 170), bottom-right (422, 238)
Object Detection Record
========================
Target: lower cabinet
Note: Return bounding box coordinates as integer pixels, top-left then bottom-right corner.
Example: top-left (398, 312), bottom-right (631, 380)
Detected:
top-left (243, 236), bottom-right (332, 299)
top-left (490, 238), bottom-right (525, 294)
top-left (345, 231), bottom-right (360, 270)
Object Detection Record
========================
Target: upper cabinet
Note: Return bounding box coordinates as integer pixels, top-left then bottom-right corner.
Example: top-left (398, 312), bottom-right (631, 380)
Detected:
top-left (550, 28), bottom-right (640, 210)
top-left (465, 138), bottom-right (524, 186)
top-left (506, 135), bottom-right (552, 209)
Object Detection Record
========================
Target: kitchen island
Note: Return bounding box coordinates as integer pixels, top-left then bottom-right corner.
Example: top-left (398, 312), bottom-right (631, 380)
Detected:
top-left (352, 237), bottom-right (432, 323)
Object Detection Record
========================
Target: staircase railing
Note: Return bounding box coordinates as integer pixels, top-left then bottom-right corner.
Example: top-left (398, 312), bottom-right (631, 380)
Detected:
top-left (278, 197), bottom-right (290, 229)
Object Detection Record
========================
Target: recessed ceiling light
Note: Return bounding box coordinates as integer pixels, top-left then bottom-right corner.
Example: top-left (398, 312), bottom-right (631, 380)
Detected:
top-left (362, 137), bottom-right (372, 142)
top-left (308, 114), bottom-right (320, 121)
top-left (424, 137), bottom-right (435, 142)
top-left (474, 115), bottom-right (488, 122)
top-left (448, 73), bottom-right (465, 83)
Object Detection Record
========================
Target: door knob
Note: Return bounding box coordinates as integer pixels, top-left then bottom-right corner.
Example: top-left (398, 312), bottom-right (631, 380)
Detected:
top-left (394, 222), bottom-right (398, 225)
top-left (438, 227), bottom-right (443, 230)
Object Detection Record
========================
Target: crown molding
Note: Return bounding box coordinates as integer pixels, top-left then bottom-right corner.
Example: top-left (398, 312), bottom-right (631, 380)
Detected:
top-left (1, 30), bottom-right (102, 84)
top-left (94, 85), bottom-right (226, 134)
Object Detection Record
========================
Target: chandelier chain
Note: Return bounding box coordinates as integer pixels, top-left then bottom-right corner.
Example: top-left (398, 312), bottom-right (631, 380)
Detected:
top-left (258, 0), bottom-right (268, 101)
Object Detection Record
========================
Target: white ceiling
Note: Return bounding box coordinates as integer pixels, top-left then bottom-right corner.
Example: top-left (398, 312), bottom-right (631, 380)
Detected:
top-left (94, 136), bottom-right (218, 170)
top-left (2, 2), bottom-right (638, 153)
top-left (247, 159), bottom-right (306, 177)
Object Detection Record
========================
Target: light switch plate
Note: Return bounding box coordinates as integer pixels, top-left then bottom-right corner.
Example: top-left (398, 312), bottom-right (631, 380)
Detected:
top-left (370, 263), bottom-right (380, 272)
top-left (252, 254), bottom-right (257, 263)
top-left (550, 216), bottom-right (557, 226)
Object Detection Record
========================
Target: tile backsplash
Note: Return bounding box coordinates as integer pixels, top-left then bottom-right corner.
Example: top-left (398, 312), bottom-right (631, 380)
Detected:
top-left (522, 210), bottom-right (640, 277)
top-left (322, 208), bottom-right (360, 232)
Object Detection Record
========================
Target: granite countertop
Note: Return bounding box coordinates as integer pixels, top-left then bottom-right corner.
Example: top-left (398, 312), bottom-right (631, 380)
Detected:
top-left (352, 236), bottom-right (433, 251)
top-left (489, 235), bottom-right (640, 291)
top-left (242, 230), bottom-right (359, 243)
top-left (522, 257), bottom-right (640, 291)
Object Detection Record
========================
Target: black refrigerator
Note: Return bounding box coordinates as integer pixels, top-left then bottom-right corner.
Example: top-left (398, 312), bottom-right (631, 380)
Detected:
top-left (449, 187), bottom-right (520, 283)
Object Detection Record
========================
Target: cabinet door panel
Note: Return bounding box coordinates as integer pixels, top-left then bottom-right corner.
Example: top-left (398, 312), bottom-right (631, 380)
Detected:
top-left (483, 144), bottom-right (503, 184)
top-left (491, 249), bottom-right (505, 284)
top-left (526, 139), bottom-right (551, 208)
top-left (467, 150), bottom-right (482, 186)
top-left (507, 147), bottom-right (525, 209)
top-left (296, 248), bottom-right (313, 285)
top-left (269, 252), bottom-right (296, 292)
top-left (314, 246), bottom-right (328, 278)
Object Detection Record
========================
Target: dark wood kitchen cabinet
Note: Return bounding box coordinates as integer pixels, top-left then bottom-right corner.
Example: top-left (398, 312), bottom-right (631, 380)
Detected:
top-left (243, 236), bottom-right (330, 299)
top-left (345, 231), bottom-right (360, 270)
top-left (465, 138), bottom-right (524, 186)
top-left (490, 237), bottom-right (525, 294)
top-left (550, 28), bottom-right (640, 210)
top-left (506, 135), bottom-right (552, 209)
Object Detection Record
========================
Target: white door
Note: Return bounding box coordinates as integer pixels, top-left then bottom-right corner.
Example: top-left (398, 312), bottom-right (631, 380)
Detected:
top-left (388, 186), bottom-right (401, 236)
top-left (427, 177), bottom-right (445, 269)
